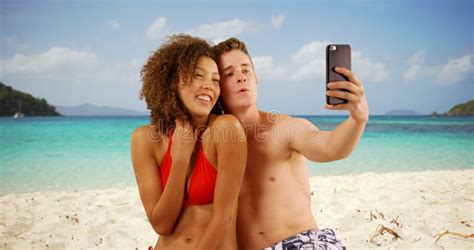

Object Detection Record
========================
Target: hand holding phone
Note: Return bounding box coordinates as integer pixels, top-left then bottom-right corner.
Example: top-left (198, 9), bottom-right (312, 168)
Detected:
top-left (326, 44), bottom-right (351, 105)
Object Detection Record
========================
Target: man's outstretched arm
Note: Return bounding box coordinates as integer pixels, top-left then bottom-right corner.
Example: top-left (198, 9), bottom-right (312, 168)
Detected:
top-left (290, 67), bottom-right (369, 162)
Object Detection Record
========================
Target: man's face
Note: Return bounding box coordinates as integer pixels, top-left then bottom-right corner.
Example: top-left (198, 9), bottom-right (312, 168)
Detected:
top-left (217, 49), bottom-right (258, 112)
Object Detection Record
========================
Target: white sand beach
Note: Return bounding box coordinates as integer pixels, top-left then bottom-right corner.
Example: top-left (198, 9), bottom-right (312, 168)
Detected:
top-left (1, 169), bottom-right (473, 249)
top-left (311, 170), bottom-right (474, 249)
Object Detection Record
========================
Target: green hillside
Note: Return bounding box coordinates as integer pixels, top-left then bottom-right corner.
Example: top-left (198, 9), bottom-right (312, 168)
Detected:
top-left (432, 100), bottom-right (474, 116)
top-left (0, 82), bottom-right (62, 117)
top-left (446, 100), bottom-right (474, 116)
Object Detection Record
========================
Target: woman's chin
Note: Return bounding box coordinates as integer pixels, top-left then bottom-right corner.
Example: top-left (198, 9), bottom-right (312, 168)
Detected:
top-left (189, 109), bottom-right (212, 119)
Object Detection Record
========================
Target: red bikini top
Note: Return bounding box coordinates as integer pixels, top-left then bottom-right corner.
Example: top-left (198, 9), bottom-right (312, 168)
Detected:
top-left (159, 129), bottom-right (217, 207)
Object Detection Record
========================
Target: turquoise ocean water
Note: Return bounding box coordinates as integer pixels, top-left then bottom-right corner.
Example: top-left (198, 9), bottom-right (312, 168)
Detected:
top-left (0, 115), bottom-right (473, 193)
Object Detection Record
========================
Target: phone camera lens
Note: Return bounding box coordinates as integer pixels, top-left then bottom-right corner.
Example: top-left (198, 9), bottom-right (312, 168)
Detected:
top-left (330, 45), bottom-right (337, 51)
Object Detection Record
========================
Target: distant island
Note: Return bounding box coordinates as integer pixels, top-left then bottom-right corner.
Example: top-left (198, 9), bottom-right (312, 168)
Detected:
top-left (384, 109), bottom-right (425, 116)
top-left (0, 82), bottom-right (148, 117)
top-left (0, 82), bottom-right (62, 117)
top-left (431, 100), bottom-right (474, 116)
top-left (56, 103), bottom-right (148, 116)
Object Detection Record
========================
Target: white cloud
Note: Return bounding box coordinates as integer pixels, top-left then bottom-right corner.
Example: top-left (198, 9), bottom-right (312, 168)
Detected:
top-left (186, 18), bottom-right (258, 43)
top-left (254, 41), bottom-right (389, 84)
top-left (403, 64), bottom-right (424, 81)
top-left (1, 47), bottom-right (97, 78)
top-left (403, 49), bottom-right (429, 81)
top-left (353, 51), bottom-right (390, 83)
top-left (252, 56), bottom-right (288, 81)
top-left (290, 41), bottom-right (329, 81)
top-left (407, 49), bottom-right (426, 65)
top-left (271, 14), bottom-right (285, 29)
top-left (403, 49), bottom-right (473, 85)
top-left (144, 17), bottom-right (259, 43)
top-left (290, 58), bottom-right (326, 81)
top-left (436, 54), bottom-right (472, 84)
top-left (0, 47), bottom-right (145, 86)
top-left (106, 20), bottom-right (120, 29)
top-left (291, 41), bottom-right (328, 62)
top-left (95, 59), bottom-right (142, 85)
top-left (146, 17), bottom-right (168, 40)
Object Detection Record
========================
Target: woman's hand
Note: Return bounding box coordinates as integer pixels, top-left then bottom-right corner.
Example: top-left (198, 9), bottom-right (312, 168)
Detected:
top-left (170, 119), bottom-right (197, 165)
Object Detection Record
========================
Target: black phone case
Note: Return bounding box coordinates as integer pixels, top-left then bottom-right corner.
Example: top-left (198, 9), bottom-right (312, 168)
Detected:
top-left (326, 44), bottom-right (351, 105)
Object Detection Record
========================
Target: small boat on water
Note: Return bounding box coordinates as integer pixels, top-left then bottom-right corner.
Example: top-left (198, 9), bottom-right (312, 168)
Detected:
top-left (13, 112), bottom-right (25, 118)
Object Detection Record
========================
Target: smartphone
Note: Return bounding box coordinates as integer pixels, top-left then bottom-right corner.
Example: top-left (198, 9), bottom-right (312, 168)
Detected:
top-left (326, 44), bottom-right (351, 105)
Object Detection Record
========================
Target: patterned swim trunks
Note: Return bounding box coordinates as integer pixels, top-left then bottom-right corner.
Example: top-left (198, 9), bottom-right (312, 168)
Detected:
top-left (262, 228), bottom-right (346, 250)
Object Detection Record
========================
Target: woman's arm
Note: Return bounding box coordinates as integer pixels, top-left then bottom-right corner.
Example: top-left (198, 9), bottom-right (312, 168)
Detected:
top-left (130, 124), bottom-right (195, 235)
top-left (194, 115), bottom-right (247, 250)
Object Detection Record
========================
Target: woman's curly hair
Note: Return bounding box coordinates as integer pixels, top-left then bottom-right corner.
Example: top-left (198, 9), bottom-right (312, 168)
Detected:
top-left (140, 34), bottom-right (220, 136)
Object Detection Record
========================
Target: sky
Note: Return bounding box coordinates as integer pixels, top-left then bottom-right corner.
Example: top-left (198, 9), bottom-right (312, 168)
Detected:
top-left (1, 0), bottom-right (473, 115)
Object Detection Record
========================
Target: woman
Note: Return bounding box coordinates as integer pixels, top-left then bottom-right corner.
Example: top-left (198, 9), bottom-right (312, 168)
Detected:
top-left (130, 34), bottom-right (247, 250)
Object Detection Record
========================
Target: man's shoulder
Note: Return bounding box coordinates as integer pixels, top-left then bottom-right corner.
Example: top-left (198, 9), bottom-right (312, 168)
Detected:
top-left (262, 112), bottom-right (315, 130)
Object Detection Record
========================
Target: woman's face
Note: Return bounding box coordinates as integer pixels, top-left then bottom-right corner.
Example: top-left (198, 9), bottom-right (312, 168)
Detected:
top-left (178, 56), bottom-right (220, 120)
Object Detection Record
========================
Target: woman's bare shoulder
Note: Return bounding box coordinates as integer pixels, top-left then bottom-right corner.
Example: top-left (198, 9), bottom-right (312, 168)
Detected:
top-left (210, 114), bottom-right (242, 129)
top-left (132, 125), bottom-right (149, 136)
top-left (131, 125), bottom-right (169, 168)
top-left (131, 125), bottom-right (166, 149)
top-left (207, 115), bottom-right (245, 145)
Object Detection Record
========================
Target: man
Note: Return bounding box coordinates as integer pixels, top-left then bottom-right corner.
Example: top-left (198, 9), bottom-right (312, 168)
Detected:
top-left (213, 38), bottom-right (368, 250)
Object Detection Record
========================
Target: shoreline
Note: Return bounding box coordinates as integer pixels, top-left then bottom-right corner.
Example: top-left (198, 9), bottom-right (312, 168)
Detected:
top-left (1, 169), bottom-right (473, 249)
top-left (1, 168), bottom-right (472, 195)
